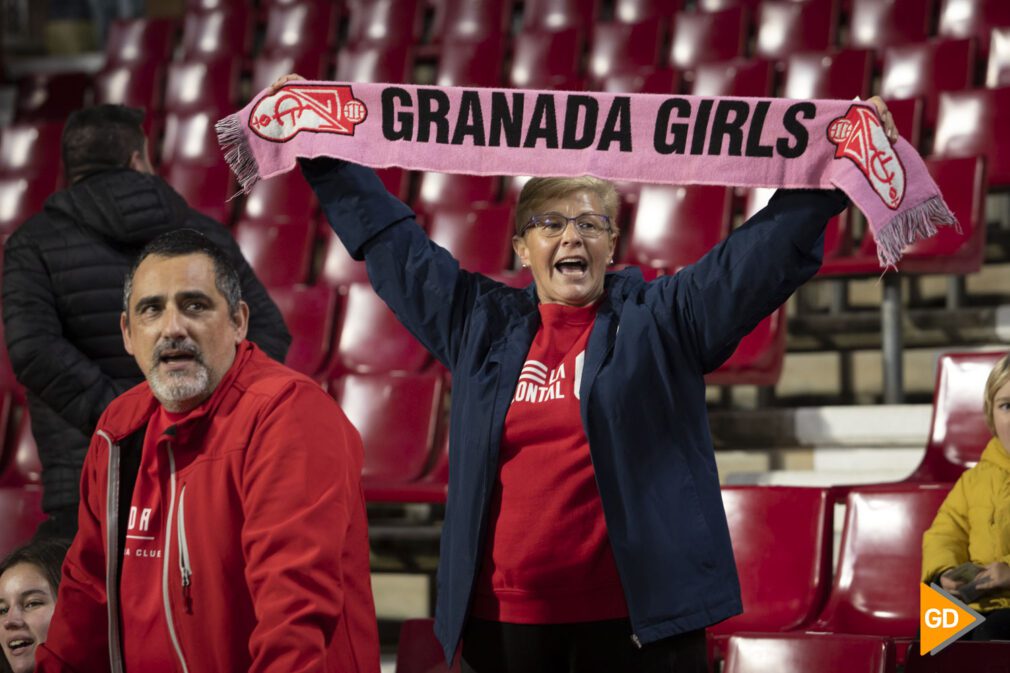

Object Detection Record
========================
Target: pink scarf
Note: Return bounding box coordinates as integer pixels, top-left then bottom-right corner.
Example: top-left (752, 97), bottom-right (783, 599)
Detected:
top-left (217, 81), bottom-right (956, 267)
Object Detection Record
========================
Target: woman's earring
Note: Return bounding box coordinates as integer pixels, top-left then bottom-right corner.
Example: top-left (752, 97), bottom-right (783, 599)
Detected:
top-left (609, 258), bottom-right (614, 265)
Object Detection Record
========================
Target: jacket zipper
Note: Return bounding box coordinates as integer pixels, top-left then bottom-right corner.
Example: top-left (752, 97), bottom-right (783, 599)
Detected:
top-left (98, 430), bottom-right (125, 673)
top-left (177, 484), bottom-right (193, 611)
top-left (163, 443), bottom-right (191, 673)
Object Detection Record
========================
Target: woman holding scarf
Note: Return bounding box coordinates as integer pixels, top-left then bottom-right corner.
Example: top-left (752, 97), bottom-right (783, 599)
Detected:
top-left (279, 73), bottom-right (896, 673)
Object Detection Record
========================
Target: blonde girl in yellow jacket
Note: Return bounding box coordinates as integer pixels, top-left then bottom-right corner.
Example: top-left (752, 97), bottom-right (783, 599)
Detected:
top-left (922, 352), bottom-right (1010, 640)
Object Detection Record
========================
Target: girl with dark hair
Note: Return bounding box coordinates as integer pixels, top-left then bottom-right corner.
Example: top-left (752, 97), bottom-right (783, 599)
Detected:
top-left (0, 539), bottom-right (70, 673)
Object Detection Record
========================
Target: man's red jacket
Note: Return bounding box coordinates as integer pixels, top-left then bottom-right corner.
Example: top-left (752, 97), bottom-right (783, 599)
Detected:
top-left (37, 341), bottom-right (380, 673)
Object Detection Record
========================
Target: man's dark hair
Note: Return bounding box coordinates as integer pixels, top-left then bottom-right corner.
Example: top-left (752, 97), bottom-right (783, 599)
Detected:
top-left (61, 104), bottom-right (147, 184)
top-left (123, 229), bottom-right (243, 322)
top-left (0, 537), bottom-right (72, 598)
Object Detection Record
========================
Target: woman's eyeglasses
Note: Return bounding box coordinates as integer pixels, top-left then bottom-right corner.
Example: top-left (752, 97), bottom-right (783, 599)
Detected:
top-left (521, 212), bottom-right (612, 238)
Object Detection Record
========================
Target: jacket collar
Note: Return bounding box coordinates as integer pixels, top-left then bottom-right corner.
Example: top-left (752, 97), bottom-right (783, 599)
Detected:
top-left (981, 437), bottom-right (1010, 472)
top-left (99, 341), bottom-right (257, 443)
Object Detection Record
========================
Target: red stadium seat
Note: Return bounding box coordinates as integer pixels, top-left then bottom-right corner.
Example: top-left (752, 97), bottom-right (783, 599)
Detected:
top-left (0, 412), bottom-right (42, 488)
top-left (905, 350), bottom-right (1005, 483)
top-left (986, 26), bottom-right (1010, 87)
top-left (345, 0), bottom-right (424, 46)
top-left (754, 0), bottom-right (838, 61)
top-left (848, 0), bottom-right (933, 52)
top-left (163, 58), bottom-right (239, 115)
top-left (508, 28), bottom-right (583, 91)
top-left (809, 483), bottom-right (951, 638)
top-left (436, 38), bottom-right (506, 88)
top-left (938, 0), bottom-right (1010, 56)
top-left (394, 618), bottom-right (460, 673)
top-left (669, 6), bottom-right (748, 73)
top-left (376, 168), bottom-right (411, 202)
top-left (521, 0), bottom-right (598, 35)
top-left (587, 20), bottom-right (664, 88)
top-left (160, 111), bottom-right (235, 224)
top-left (429, 0), bottom-right (510, 45)
top-left (415, 173), bottom-right (498, 215)
top-left (428, 204), bottom-right (514, 274)
top-left (335, 42), bottom-right (414, 84)
top-left (0, 121), bottom-right (62, 176)
top-left (268, 284), bottom-right (338, 376)
top-left (104, 17), bottom-right (177, 65)
top-left (613, 0), bottom-right (682, 23)
top-left (178, 7), bottom-right (252, 62)
top-left (691, 59), bottom-right (775, 97)
top-left (724, 633), bottom-right (895, 673)
top-left (0, 177), bottom-right (55, 238)
top-left (234, 219), bottom-right (314, 287)
top-left (883, 97), bottom-right (924, 151)
top-left (261, 1), bottom-right (337, 58)
top-left (364, 435), bottom-right (450, 503)
top-left (0, 488), bottom-right (44, 559)
top-left (14, 72), bottom-right (89, 123)
top-left (240, 169), bottom-right (317, 225)
top-left (858, 156), bottom-right (986, 274)
top-left (704, 310), bottom-right (786, 387)
top-left (933, 86), bottom-right (1010, 187)
top-left (624, 185), bottom-right (733, 270)
top-left (320, 229), bottom-right (370, 287)
top-left (880, 38), bottom-right (976, 129)
top-left (697, 0), bottom-right (761, 10)
top-left (333, 282), bottom-right (433, 376)
top-left (251, 52), bottom-right (327, 93)
top-left (599, 67), bottom-right (680, 94)
top-left (331, 372), bottom-right (443, 485)
top-left (709, 487), bottom-right (833, 649)
top-left (93, 61), bottom-right (165, 112)
top-left (782, 49), bottom-right (873, 100)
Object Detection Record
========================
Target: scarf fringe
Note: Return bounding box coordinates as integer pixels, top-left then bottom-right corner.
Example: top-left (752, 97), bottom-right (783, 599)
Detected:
top-left (874, 195), bottom-right (959, 268)
top-left (215, 113), bottom-right (261, 195)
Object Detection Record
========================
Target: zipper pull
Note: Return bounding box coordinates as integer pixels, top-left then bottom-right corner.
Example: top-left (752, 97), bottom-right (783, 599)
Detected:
top-left (631, 634), bottom-right (642, 649)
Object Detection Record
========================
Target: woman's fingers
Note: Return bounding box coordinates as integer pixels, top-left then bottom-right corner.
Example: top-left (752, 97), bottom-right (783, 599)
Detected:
top-left (267, 73), bottom-right (306, 95)
top-left (865, 95), bottom-right (899, 144)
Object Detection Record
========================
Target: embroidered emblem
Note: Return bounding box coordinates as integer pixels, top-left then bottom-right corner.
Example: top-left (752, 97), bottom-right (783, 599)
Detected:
top-left (827, 104), bottom-right (905, 210)
top-left (248, 84), bottom-right (368, 142)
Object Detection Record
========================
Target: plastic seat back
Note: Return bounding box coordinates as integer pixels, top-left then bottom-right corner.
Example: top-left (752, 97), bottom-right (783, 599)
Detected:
top-left (521, 0), bottom-right (597, 35)
top-left (268, 284), bottom-right (338, 377)
top-left (587, 20), bottom-right (664, 87)
top-left (0, 121), bottom-right (64, 176)
top-left (725, 633), bottom-right (895, 673)
top-left (938, 0), bottom-right (1010, 57)
top-left (334, 282), bottom-right (432, 376)
top-left (0, 488), bottom-right (44, 558)
top-left (848, 0), bottom-right (933, 50)
top-left (104, 18), bottom-right (177, 65)
top-left (509, 28), bottom-right (583, 90)
top-left (933, 87), bottom-right (1010, 187)
top-left (262, 1), bottom-right (337, 57)
top-left (335, 42), bottom-right (413, 84)
top-left (907, 351), bottom-right (1005, 482)
top-left (783, 48), bottom-right (873, 100)
top-left (428, 204), bottom-right (514, 275)
top-left (691, 59), bottom-right (774, 97)
top-left (755, 0), bottom-right (838, 60)
top-left (331, 372), bottom-right (443, 483)
top-left (415, 172), bottom-right (498, 215)
top-left (986, 26), bottom-right (1010, 87)
top-left (711, 487), bottom-right (833, 635)
top-left (881, 38), bottom-right (976, 128)
top-left (345, 0), bottom-right (423, 46)
top-left (436, 38), bottom-right (506, 88)
top-left (93, 61), bottom-right (165, 112)
top-left (0, 411), bottom-right (42, 488)
top-left (179, 7), bottom-right (251, 62)
top-left (669, 6), bottom-right (748, 72)
top-left (812, 483), bottom-right (951, 636)
top-left (625, 185), bottom-right (732, 270)
top-left (163, 58), bottom-right (238, 115)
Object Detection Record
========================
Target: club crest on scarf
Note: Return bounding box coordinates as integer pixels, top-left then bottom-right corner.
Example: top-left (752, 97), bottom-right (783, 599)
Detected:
top-left (827, 104), bottom-right (905, 210)
top-left (248, 84), bottom-right (368, 142)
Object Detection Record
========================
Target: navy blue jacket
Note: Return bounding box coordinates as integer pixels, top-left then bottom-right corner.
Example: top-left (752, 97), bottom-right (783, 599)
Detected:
top-left (303, 159), bottom-right (846, 662)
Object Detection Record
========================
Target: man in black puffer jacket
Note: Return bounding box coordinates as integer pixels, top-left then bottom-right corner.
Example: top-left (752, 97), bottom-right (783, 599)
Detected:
top-left (2, 105), bottom-right (291, 540)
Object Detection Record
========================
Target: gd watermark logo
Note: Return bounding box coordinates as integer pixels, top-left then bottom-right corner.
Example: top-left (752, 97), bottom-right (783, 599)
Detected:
top-left (920, 583), bottom-right (985, 655)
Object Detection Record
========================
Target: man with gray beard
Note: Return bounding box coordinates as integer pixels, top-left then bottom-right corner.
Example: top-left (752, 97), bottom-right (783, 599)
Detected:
top-left (36, 230), bottom-right (380, 673)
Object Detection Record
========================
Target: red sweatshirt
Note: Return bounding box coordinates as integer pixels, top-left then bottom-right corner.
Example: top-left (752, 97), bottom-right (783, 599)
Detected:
top-left (471, 302), bottom-right (628, 623)
top-left (37, 342), bottom-right (379, 673)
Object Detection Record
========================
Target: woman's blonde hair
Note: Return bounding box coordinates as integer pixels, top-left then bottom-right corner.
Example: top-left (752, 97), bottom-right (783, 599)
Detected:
top-left (983, 353), bottom-right (1010, 434)
top-left (514, 176), bottom-right (620, 236)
